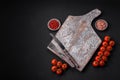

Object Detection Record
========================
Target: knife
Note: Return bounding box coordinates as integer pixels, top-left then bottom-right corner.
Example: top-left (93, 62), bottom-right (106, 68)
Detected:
top-left (50, 33), bottom-right (79, 68)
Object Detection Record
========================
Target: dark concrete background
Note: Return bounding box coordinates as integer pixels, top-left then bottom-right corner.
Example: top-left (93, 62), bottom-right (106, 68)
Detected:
top-left (1, 0), bottom-right (120, 80)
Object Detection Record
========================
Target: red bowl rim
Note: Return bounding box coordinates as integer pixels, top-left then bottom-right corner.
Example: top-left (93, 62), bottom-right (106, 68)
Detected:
top-left (47, 18), bottom-right (61, 31)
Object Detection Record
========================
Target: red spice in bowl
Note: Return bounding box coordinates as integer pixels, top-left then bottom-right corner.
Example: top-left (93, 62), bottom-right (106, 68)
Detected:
top-left (47, 18), bottom-right (61, 31)
top-left (95, 19), bottom-right (108, 31)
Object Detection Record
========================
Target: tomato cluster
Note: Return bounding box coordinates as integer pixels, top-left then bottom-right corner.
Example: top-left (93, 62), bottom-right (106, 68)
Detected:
top-left (92, 36), bottom-right (115, 67)
top-left (51, 58), bottom-right (68, 75)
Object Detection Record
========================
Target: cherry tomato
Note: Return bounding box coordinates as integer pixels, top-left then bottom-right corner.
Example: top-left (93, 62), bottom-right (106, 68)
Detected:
top-left (104, 51), bottom-right (110, 57)
top-left (104, 36), bottom-right (110, 42)
top-left (106, 46), bottom-right (112, 51)
top-left (109, 40), bottom-right (115, 46)
top-left (92, 61), bottom-right (99, 67)
top-left (51, 66), bottom-right (57, 72)
top-left (56, 68), bottom-right (62, 75)
top-left (99, 60), bottom-right (105, 66)
top-left (51, 58), bottom-right (57, 65)
top-left (97, 51), bottom-right (104, 56)
top-left (102, 41), bottom-right (108, 47)
top-left (57, 61), bottom-right (62, 67)
top-left (95, 56), bottom-right (101, 62)
top-left (101, 56), bottom-right (107, 61)
top-left (100, 46), bottom-right (106, 52)
top-left (62, 63), bottom-right (68, 70)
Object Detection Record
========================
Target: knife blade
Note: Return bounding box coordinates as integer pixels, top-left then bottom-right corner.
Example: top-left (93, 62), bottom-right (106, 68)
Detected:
top-left (50, 33), bottom-right (79, 68)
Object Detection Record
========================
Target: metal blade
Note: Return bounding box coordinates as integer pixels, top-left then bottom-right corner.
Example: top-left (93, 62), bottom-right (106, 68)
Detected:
top-left (50, 33), bottom-right (65, 50)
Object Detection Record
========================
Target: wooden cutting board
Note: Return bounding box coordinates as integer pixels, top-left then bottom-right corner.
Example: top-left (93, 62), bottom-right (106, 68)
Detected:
top-left (47, 9), bottom-right (102, 71)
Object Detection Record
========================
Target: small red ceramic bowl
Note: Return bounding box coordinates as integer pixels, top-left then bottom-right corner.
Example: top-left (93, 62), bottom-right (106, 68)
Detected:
top-left (95, 19), bottom-right (108, 31)
top-left (47, 18), bottom-right (61, 31)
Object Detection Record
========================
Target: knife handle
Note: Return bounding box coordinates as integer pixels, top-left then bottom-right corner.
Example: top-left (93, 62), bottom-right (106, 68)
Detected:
top-left (58, 52), bottom-right (75, 68)
top-left (63, 49), bottom-right (79, 68)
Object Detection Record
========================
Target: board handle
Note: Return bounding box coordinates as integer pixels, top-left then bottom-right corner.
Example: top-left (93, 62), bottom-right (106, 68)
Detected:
top-left (84, 9), bottom-right (101, 23)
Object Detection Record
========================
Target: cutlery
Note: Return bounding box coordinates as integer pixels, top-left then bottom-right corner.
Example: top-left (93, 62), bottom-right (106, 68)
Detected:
top-left (50, 33), bottom-right (79, 68)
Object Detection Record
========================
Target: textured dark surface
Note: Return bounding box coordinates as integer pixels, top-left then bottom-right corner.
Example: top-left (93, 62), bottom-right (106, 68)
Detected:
top-left (1, 0), bottom-right (120, 80)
